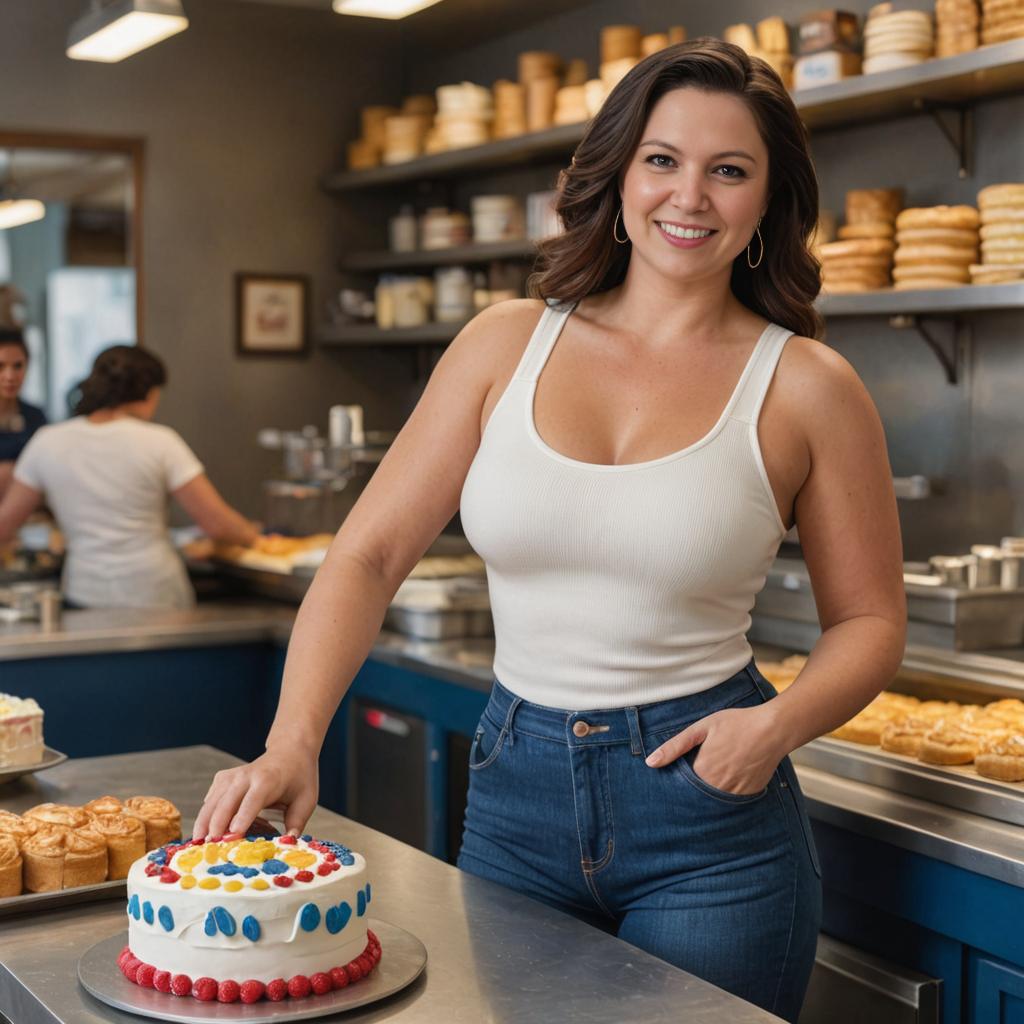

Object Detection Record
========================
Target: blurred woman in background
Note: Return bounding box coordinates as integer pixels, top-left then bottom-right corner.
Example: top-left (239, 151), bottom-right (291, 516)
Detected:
top-left (0, 326), bottom-right (46, 500)
top-left (0, 344), bottom-right (258, 608)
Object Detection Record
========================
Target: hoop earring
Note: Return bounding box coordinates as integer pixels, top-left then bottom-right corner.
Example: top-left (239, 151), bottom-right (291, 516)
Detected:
top-left (613, 204), bottom-right (629, 245)
top-left (747, 220), bottom-right (764, 269)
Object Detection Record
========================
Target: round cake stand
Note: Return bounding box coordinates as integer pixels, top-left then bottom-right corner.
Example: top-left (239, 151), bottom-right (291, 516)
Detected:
top-left (78, 920), bottom-right (426, 1023)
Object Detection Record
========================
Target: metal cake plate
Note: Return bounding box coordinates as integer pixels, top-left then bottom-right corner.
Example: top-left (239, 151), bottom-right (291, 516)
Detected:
top-left (0, 746), bottom-right (68, 786)
top-left (78, 919), bottom-right (426, 1022)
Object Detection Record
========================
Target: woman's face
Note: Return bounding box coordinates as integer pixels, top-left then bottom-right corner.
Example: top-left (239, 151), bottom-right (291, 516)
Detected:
top-left (0, 344), bottom-right (28, 402)
top-left (619, 87), bottom-right (770, 284)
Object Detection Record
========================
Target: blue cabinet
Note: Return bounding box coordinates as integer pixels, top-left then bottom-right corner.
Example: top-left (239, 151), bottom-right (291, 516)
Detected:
top-left (968, 952), bottom-right (1024, 1024)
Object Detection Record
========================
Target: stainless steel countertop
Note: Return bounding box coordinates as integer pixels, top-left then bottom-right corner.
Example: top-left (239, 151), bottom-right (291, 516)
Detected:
top-left (0, 747), bottom-right (783, 1024)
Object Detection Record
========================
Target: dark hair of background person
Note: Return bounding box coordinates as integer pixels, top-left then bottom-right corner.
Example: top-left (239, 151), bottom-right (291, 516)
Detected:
top-left (530, 37), bottom-right (823, 341)
top-left (0, 326), bottom-right (29, 358)
top-left (73, 345), bottom-right (167, 415)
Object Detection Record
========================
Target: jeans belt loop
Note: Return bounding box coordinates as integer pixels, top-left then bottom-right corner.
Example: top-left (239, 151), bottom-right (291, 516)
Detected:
top-left (625, 706), bottom-right (643, 757)
top-left (503, 696), bottom-right (522, 747)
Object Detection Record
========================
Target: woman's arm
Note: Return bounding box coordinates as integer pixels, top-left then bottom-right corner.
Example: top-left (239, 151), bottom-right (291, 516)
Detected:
top-left (647, 339), bottom-right (907, 791)
top-left (0, 479), bottom-right (43, 544)
top-left (192, 300), bottom-right (544, 838)
top-left (172, 474), bottom-right (259, 548)
top-left (0, 461), bottom-right (14, 501)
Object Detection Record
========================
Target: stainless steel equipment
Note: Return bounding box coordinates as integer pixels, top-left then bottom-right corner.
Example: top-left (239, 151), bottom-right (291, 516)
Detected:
top-left (0, 580), bottom-right (61, 624)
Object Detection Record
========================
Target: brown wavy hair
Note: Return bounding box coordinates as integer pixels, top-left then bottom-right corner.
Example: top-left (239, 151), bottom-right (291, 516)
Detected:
top-left (530, 38), bottom-right (823, 340)
top-left (73, 345), bottom-right (167, 415)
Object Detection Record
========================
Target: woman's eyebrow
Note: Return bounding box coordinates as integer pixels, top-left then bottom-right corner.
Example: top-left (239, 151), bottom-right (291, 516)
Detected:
top-left (638, 139), bottom-right (758, 162)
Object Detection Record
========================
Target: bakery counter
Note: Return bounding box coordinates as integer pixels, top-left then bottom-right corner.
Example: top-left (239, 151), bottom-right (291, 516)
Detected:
top-left (0, 745), bottom-right (784, 1024)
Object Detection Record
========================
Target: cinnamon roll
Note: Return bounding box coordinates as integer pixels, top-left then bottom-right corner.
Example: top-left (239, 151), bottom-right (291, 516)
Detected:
top-left (880, 715), bottom-right (932, 757)
top-left (0, 809), bottom-right (38, 846)
top-left (124, 796), bottom-right (181, 850)
top-left (919, 724), bottom-right (979, 765)
top-left (0, 833), bottom-right (22, 898)
top-left (84, 795), bottom-right (124, 817)
top-left (976, 733), bottom-right (1024, 782)
top-left (24, 803), bottom-right (91, 831)
top-left (21, 824), bottom-right (107, 892)
top-left (87, 813), bottom-right (146, 880)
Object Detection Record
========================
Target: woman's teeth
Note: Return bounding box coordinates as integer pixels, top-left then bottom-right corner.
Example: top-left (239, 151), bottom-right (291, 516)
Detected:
top-left (658, 223), bottom-right (714, 239)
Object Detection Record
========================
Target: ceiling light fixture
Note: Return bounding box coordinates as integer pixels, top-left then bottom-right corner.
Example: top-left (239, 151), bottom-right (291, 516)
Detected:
top-left (332, 0), bottom-right (444, 20)
top-left (67, 0), bottom-right (188, 63)
top-left (0, 200), bottom-right (46, 231)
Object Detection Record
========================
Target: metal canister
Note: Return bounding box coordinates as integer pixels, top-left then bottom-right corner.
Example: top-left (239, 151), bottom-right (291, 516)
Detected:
top-left (1001, 537), bottom-right (1024, 590)
top-left (970, 545), bottom-right (1004, 588)
top-left (37, 589), bottom-right (62, 632)
top-left (929, 555), bottom-right (970, 587)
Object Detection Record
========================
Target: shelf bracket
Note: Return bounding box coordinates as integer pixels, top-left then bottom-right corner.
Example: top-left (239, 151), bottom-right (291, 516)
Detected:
top-left (888, 314), bottom-right (967, 385)
top-left (913, 99), bottom-right (973, 178)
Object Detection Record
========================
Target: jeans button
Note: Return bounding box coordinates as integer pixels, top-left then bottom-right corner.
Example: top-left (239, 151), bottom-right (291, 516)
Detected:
top-left (572, 721), bottom-right (590, 737)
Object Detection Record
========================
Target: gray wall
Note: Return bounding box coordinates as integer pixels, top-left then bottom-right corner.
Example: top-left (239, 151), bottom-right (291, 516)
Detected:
top-left (0, 0), bottom-right (414, 514)
top-left (404, 0), bottom-right (1024, 561)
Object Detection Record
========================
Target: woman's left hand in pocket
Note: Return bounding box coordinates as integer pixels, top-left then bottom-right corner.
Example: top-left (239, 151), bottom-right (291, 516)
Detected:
top-left (645, 704), bottom-right (787, 796)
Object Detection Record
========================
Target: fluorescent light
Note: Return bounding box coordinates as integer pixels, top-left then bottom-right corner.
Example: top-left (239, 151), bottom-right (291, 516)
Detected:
top-left (67, 0), bottom-right (188, 63)
top-left (332, 0), bottom-right (444, 19)
top-left (0, 200), bottom-right (46, 231)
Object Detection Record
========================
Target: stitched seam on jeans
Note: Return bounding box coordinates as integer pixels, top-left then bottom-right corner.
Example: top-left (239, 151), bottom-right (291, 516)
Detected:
top-left (582, 834), bottom-right (614, 873)
top-left (582, 855), bottom-right (616, 918)
top-left (772, 785), bottom-right (799, 1016)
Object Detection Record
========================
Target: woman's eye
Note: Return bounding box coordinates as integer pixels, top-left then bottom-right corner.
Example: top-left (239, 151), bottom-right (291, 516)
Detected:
top-left (714, 165), bottom-right (747, 179)
top-left (645, 154), bottom-right (676, 168)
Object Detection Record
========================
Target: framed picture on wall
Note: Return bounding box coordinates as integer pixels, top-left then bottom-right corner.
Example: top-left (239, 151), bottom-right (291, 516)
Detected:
top-left (235, 273), bottom-right (310, 357)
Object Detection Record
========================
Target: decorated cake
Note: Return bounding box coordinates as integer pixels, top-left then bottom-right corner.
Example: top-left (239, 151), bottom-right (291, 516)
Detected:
top-left (119, 833), bottom-right (380, 1003)
top-left (0, 693), bottom-right (44, 768)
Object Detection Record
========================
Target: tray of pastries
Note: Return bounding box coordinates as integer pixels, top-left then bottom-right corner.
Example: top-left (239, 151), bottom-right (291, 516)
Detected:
top-left (0, 795), bottom-right (182, 916)
top-left (760, 657), bottom-right (1024, 826)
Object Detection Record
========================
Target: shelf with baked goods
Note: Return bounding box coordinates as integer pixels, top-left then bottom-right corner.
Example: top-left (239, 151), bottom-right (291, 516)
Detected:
top-left (340, 238), bottom-right (539, 273)
top-left (323, 39), bottom-right (1024, 193)
top-left (817, 280), bottom-right (1024, 317)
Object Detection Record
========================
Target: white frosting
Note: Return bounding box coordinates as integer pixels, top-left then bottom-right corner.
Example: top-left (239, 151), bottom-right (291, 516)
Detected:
top-left (0, 694), bottom-right (44, 768)
top-left (125, 837), bottom-right (372, 984)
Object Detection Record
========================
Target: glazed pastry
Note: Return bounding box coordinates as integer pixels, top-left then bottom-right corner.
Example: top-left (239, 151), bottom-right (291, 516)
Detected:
top-left (24, 802), bottom-right (91, 831)
top-left (984, 699), bottom-right (1024, 724)
top-left (0, 809), bottom-right (39, 845)
top-left (919, 724), bottom-right (979, 765)
top-left (124, 797), bottom-right (181, 850)
top-left (0, 833), bottom-right (22, 898)
top-left (976, 733), bottom-right (1024, 782)
top-left (84, 795), bottom-right (125, 816)
top-left (830, 710), bottom-right (895, 745)
top-left (880, 715), bottom-right (932, 756)
top-left (914, 700), bottom-right (960, 722)
top-left (21, 824), bottom-right (107, 892)
top-left (87, 813), bottom-right (146, 880)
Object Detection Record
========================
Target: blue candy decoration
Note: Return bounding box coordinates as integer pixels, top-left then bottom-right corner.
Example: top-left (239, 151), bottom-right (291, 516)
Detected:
top-left (158, 906), bottom-right (174, 932)
top-left (325, 907), bottom-right (342, 934)
top-left (128, 895), bottom-right (140, 920)
top-left (142, 901), bottom-right (154, 925)
top-left (204, 910), bottom-right (217, 936)
top-left (213, 907), bottom-right (236, 936)
top-left (338, 901), bottom-right (352, 930)
top-left (299, 903), bottom-right (321, 932)
top-left (341, 855), bottom-right (355, 866)
top-left (301, 834), bottom-right (312, 841)
top-left (261, 859), bottom-right (288, 875)
top-left (357, 890), bottom-right (366, 917)
top-left (365, 883), bottom-right (372, 904)
top-left (241, 867), bottom-right (258, 878)
top-left (242, 915), bottom-right (261, 942)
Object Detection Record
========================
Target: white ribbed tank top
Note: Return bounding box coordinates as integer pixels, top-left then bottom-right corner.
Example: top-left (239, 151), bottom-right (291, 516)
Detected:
top-left (460, 301), bottom-right (792, 710)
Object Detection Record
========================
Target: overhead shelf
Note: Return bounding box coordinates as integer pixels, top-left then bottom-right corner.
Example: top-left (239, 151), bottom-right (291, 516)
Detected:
top-left (323, 40), bottom-right (1024, 192)
top-left (318, 321), bottom-right (469, 346)
top-left (341, 239), bottom-right (539, 272)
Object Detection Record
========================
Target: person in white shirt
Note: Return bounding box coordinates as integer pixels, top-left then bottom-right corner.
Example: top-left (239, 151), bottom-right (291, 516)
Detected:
top-left (0, 344), bottom-right (258, 608)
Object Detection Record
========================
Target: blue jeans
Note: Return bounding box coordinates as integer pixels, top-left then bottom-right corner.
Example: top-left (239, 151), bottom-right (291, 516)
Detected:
top-left (457, 662), bottom-right (822, 1023)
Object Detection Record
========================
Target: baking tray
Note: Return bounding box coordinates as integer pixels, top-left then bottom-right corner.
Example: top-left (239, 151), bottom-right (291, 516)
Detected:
top-left (793, 736), bottom-right (1024, 827)
top-left (0, 876), bottom-right (126, 919)
top-left (79, 919), bottom-right (426, 1022)
top-left (0, 745), bottom-right (68, 786)
top-left (384, 605), bottom-right (493, 641)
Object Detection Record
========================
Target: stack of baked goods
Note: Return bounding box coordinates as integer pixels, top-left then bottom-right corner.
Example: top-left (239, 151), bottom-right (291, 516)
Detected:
top-left (0, 693), bottom-right (44, 769)
top-left (893, 205), bottom-right (980, 289)
top-left (862, 3), bottom-right (934, 73)
top-left (828, 692), bottom-right (1024, 782)
top-left (819, 187), bottom-right (903, 292)
top-left (723, 18), bottom-right (794, 87)
top-left (435, 82), bottom-right (492, 150)
top-left (981, 0), bottom-right (1024, 44)
top-left (972, 182), bottom-right (1024, 283)
top-left (935, 0), bottom-right (981, 56)
top-left (0, 795), bottom-right (181, 896)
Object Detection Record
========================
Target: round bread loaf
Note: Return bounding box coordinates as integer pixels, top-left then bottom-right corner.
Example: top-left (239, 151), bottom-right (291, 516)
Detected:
top-left (896, 205), bottom-right (979, 229)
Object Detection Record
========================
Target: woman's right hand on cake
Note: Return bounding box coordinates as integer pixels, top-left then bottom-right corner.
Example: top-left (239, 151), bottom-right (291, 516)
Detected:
top-left (191, 747), bottom-right (319, 840)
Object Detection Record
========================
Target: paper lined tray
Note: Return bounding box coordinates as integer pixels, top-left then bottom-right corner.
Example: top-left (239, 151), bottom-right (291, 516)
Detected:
top-left (0, 876), bottom-right (126, 919)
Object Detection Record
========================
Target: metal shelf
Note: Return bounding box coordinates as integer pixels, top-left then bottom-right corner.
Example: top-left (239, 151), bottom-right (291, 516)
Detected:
top-left (341, 238), bottom-right (539, 272)
top-left (817, 282), bottom-right (1024, 316)
top-left (323, 41), bottom-right (1024, 192)
top-left (318, 321), bottom-right (467, 345)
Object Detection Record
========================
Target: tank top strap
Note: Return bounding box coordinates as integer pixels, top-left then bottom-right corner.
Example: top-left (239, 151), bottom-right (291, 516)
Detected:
top-left (730, 323), bottom-right (794, 425)
top-left (513, 301), bottom-right (576, 383)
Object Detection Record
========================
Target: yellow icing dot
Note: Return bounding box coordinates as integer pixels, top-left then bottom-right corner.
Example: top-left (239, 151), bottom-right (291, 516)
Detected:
top-left (199, 877), bottom-right (221, 890)
top-left (204, 843), bottom-right (223, 864)
top-left (231, 840), bottom-right (277, 867)
top-left (224, 880), bottom-right (244, 892)
top-left (179, 875), bottom-right (197, 890)
top-left (249, 878), bottom-right (270, 891)
top-left (176, 849), bottom-right (204, 872)
top-left (282, 850), bottom-right (317, 869)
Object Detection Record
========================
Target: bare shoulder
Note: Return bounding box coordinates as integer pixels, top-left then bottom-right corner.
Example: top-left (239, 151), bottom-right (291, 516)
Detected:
top-left (775, 334), bottom-right (877, 422)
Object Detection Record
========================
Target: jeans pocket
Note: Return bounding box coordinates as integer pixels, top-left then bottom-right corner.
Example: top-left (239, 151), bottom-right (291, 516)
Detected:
top-left (674, 749), bottom-right (771, 805)
top-left (468, 713), bottom-right (507, 772)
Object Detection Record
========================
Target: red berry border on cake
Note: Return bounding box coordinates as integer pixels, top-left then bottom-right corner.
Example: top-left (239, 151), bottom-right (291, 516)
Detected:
top-left (116, 929), bottom-right (381, 1003)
